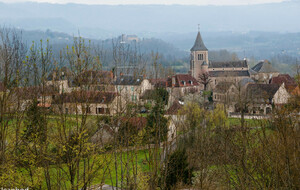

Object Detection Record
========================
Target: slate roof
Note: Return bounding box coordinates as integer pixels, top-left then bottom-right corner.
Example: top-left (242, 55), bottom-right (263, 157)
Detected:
top-left (54, 91), bottom-right (118, 104)
top-left (246, 84), bottom-right (280, 101)
top-left (209, 60), bottom-right (248, 68)
top-left (190, 32), bottom-right (208, 51)
top-left (239, 78), bottom-right (255, 86)
top-left (251, 60), bottom-right (278, 73)
top-left (209, 71), bottom-right (250, 77)
top-left (115, 75), bottom-right (144, 86)
top-left (213, 82), bottom-right (235, 93)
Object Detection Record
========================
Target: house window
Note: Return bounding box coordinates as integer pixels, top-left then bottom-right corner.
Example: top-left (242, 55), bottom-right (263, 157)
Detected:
top-left (131, 87), bottom-right (134, 92)
top-left (181, 80), bottom-right (186, 86)
top-left (132, 95), bottom-right (134, 101)
top-left (198, 54), bottom-right (203, 60)
top-left (215, 80), bottom-right (217, 85)
top-left (189, 80), bottom-right (193, 85)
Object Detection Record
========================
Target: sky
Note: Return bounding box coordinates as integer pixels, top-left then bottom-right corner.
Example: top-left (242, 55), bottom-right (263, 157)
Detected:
top-left (0, 0), bottom-right (290, 5)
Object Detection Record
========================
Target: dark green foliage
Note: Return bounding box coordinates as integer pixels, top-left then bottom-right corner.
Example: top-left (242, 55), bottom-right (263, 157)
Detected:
top-left (154, 88), bottom-right (169, 106)
top-left (146, 99), bottom-right (168, 142)
top-left (22, 100), bottom-right (46, 143)
top-left (164, 149), bottom-right (193, 189)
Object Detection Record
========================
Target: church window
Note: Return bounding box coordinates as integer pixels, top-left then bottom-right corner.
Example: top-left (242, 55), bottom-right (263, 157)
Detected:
top-left (198, 54), bottom-right (203, 60)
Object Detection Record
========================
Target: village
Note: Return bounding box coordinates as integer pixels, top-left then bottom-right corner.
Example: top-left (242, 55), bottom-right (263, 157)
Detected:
top-left (0, 28), bottom-right (299, 189)
top-left (2, 31), bottom-right (298, 117)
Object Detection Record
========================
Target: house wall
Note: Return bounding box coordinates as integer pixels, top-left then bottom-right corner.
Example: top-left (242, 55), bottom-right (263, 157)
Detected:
top-left (116, 79), bottom-right (152, 103)
top-left (273, 84), bottom-right (290, 105)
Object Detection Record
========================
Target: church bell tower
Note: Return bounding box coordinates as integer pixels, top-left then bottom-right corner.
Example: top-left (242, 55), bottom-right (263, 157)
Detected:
top-left (190, 28), bottom-right (208, 79)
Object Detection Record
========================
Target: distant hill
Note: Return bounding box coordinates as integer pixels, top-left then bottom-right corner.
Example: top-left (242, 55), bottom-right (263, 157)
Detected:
top-left (0, 1), bottom-right (300, 38)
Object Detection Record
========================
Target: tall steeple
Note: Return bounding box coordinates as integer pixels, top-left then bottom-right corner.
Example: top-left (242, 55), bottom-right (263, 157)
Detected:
top-left (190, 28), bottom-right (209, 79)
top-left (191, 31), bottom-right (208, 51)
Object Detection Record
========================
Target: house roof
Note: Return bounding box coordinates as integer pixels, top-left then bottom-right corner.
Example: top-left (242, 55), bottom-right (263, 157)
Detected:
top-left (54, 91), bottom-right (118, 104)
top-left (74, 70), bottom-right (113, 86)
top-left (209, 60), bottom-right (248, 68)
top-left (166, 100), bottom-right (184, 115)
top-left (190, 31), bottom-right (208, 51)
top-left (291, 86), bottom-right (300, 96)
top-left (16, 85), bottom-right (59, 100)
top-left (239, 78), bottom-right (255, 86)
top-left (246, 83), bottom-right (280, 100)
top-left (270, 74), bottom-right (296, 86)
top-left (251, 60), bottom-right (278, 73)
top-left (167, 74), bottom-right (199, 87)
top-left (213, 82), bottom-right (235, 93)
top-left (209, 70), bottom-right (250, 77)
top-left (115, 75), bottom-right (144, 86)
top-left (149, 78), bottom-right (168, 88)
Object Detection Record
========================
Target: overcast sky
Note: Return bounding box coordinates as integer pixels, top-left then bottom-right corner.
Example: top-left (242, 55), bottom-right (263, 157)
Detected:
top-left (0, 0), bottom-right (290, 5)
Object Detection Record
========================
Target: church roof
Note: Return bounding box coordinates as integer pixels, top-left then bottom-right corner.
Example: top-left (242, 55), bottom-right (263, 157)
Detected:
top-left (209, 70), bottom-right (250, 77)
top-left (251, 60), bottom-right (278, 73)
top-left (191, 32), bottom-right (208, 51)
top-left (209, 60), bottom-right (248, 68)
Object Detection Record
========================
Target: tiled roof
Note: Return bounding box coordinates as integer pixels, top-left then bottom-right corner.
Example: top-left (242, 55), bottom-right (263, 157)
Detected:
top-left (270, 74), bottom-right (296, 86)
top-left (54, 91), bottom-right (118, 104)
top-left (213, 82), bottom-right (235, 93)
top-left (166, 100), bottom-right (184, 115)
top-left (149, 78), bottom-right (168, 87)
top-left (209, 60), bottom-right (248, 68)
top-left (251, 60), bottom-right (278, 73)
top-left (190, 31), bottom-right (208, 51)
top-left (209, 70), bottom-right (250, 77)
top-left (115, 75), bottom-right (144, 86)
top-left (167, 74), bottom-right (199, 87)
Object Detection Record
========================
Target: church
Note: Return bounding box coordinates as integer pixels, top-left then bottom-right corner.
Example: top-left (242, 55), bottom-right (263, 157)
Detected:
top-left (190, 30), bottom-right (251, 90)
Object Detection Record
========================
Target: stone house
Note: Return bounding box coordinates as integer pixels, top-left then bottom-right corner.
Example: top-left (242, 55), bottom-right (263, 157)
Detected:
top-left (213, 82), bottom-right (238, 113)
top-left (73, 70), bottom-right (115, 92)
top-left (246, 83), bottom-right (289, 114)
top-left (52, 91), bottom-right (124, 115)
top-left (166, 74), bottom-right (200, 104)
top-left (115, 75), bottom-right (152, 103)
top-left (250, 60), bottom-right (280, 83)
top-left (47, 68), bottom-right (115, 94)
top-left (46, 67), bottom-right (74, 94)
